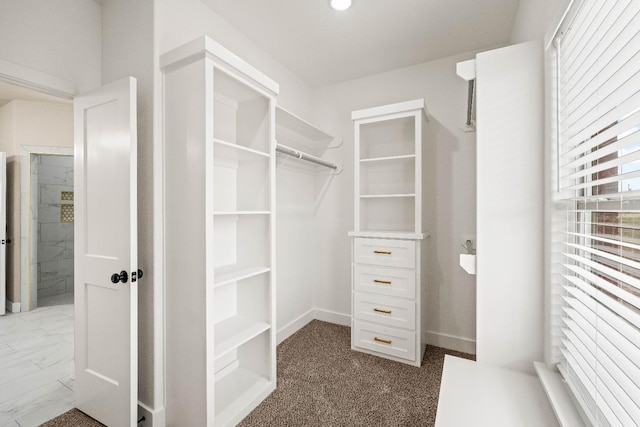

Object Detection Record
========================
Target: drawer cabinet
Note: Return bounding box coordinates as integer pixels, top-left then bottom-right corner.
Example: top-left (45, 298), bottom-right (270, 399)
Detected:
top-left (350, 100), bottom-right (429, 367)
top-left (350, 235), bottom-right (425, 367)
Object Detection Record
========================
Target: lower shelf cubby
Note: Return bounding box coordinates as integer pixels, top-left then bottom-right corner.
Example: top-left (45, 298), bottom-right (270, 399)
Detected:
top-left (214, 330), bottom-right (274, 426)
top-left (214, 315), bottom-right (270, 359)
top-left (213, 214), bottom-right (271, 268)
top-left (213, 272), bottom-right (272, 358)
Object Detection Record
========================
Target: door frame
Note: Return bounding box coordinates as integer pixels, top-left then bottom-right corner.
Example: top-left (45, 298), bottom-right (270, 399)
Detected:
top-left (0, 58), bottom-right (75, 100)
top-left (0, 60), bottom-right (74, 315)
top-left (0, 59), bottom-right (167, 425)
top-left (19, 146), bottom-right (74, 311)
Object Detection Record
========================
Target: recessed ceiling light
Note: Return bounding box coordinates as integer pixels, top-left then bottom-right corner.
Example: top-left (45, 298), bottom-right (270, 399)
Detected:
top-left (330, 0), bottom-right (352, 11)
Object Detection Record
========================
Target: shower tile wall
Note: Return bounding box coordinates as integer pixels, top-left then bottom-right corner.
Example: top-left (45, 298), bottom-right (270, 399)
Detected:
top-left (37, 155), bottom-right (74, 299)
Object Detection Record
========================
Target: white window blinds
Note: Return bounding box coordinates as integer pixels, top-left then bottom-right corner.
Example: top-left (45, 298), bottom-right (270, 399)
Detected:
top-left (554, 0), bottom-right (640, 426)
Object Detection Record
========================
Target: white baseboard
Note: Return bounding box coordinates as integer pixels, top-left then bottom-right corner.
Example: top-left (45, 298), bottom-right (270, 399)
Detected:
top-left (276, 309), bottom-right (351, 345)
top-left (313, 308), bottom-right (350, 326)
top-left (5, 300), bottom-right (20, 313)
top-left (278, 310), bottom-right (476, 356)
top-left (138, 402), bottom-right (165, 427)
top-left (425, 330), bottom-right (476, 355)
top-left (277, 309), bottom-right (315, 345)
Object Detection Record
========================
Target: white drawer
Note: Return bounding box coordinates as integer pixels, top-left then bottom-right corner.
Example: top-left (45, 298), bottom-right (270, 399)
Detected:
top-left (353, 320), bottom-right (416, 361)
top-left (354, 265), bottom-right (416, 299)
top-left (353, 292), bottom-right (415, 330)
top-left (353, 238), bottom-right (415, 268)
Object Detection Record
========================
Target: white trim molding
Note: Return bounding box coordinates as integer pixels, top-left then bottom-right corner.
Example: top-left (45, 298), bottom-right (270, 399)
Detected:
top-left (426, 330), bottom-right (476, 355)
top-left (313, 308), bottom-right (351, 326)
top-left (5, 299), bottom-right (20, 313)
top-left (277, 309), bottom-right (349, 346)
top-left (544, 0), bottom-right (582, 50)
top-left (278, 309), bottom-right (476, 356)
top-left (138, 401), bottom-right (165, 427)
top-left (534, 362), bottom-right (585, 427)
top-left (277, 309), bottom-right (315, 345)
top-left (0, 58), bottom-right (75, 99)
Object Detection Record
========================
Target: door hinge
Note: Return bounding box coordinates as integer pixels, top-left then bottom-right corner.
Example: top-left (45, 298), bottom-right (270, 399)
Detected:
top-left (132, 269), bottom-right (144, 282)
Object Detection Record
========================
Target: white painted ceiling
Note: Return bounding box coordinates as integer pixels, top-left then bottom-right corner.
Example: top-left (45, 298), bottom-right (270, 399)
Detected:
top-left (204, 0), bottom-right (520, 88)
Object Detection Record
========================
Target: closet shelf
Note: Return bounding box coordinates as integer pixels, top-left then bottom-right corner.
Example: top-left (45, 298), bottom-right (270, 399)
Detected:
top-left (360, 193), bottom-right (415, 199)
top-left (348, 231), bottom-right (428, 240)
top-left (213, 211), bottom-right (271, 216)
top-left (214, 316), bottom-right (270, 360)
top-left (360, 154), bottom-right (416, 163)
top-left (213, 138), bottom-right (270, 160)
top-left (276, 144), bottom-right (338, 170)
top-left (275, 106), bottom-right (340, 148)
top-left (215, 368), bottom-right (271, 425)
top-left (214, 264), bottom-right (270, 288)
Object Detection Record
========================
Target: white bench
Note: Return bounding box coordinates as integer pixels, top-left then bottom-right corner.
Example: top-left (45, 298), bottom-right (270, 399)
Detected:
top-left (435, 356), bottom-right (559, 426)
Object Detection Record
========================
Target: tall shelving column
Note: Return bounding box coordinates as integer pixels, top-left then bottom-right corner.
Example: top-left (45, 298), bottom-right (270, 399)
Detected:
top-left (349, 99), bottom-right (429, 367)
top-left (161, 36), bottom-right (279, 427)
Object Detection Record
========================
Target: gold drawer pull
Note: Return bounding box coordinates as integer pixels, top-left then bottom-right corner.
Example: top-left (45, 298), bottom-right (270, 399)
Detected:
top-left (373, 308), bottom-right (392, 314)
top-left (374, 337), bottom-right (392, 344)
top-left (373, 250), bottom-right (392, 255)
top-left (374, 279), bottom-right (392, 285)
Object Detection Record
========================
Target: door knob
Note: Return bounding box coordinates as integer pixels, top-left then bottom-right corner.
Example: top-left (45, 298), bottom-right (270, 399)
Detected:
top-left (111, 270), bottom-right (128, 284)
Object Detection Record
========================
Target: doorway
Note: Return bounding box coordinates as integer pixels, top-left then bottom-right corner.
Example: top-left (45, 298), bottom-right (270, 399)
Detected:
top-left (20, 147), bottom-right (74, 310)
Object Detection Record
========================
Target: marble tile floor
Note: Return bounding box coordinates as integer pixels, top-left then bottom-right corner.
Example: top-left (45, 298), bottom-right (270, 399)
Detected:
top-left (0, 293), bottom-right (74, 427)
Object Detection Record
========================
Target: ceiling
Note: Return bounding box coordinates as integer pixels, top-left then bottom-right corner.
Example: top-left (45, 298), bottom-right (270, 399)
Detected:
top-left (204, 0), bottom-right (520, 88)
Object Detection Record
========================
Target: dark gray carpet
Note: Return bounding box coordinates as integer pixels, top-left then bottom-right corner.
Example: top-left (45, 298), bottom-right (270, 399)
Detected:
top-left (40, 320), bottom-right (474, 426)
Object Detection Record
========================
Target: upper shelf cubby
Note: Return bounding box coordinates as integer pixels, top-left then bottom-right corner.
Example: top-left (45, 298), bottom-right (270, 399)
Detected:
top-left (359, 116), bottom-right (415, 159)
top-left (275, 106), bottom-right (341, 151)
top-left (214, 69), bottom-right (271, 154)
top-left (352, 98), bottom-right (428, 236)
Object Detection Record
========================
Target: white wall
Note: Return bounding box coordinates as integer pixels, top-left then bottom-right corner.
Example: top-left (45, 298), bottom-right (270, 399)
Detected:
top-left (157, 0), bottom-right (313, 117)
top-left (312, 50), bottom-right (484, 353)
top-left (475, 41), bottom-right (544, 374)
top-left (275, 167), bottom-right (316, 337)
top-left (511, 0), bottom-right (570, 367)
top-left (510, 0), bottom-right (563, 43)
top-left (101, 0), bottom-right (158, 413)
top-left (0, 0), bottom-right (102, 93)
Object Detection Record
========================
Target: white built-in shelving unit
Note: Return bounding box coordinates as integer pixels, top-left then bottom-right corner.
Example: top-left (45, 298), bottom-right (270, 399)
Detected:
top-left (161, 36), bottom-right (278, 427)
top-left (349, 99), bottom-right (429, 367)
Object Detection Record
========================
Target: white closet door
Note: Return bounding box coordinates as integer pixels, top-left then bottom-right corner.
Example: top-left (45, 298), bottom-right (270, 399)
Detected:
top-left (73, 76), bottom-right (138, 426)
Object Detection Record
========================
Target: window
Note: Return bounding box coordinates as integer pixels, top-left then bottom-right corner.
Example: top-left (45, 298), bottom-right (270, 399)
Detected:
top-left (552, 0), bottom-right (640, 425)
